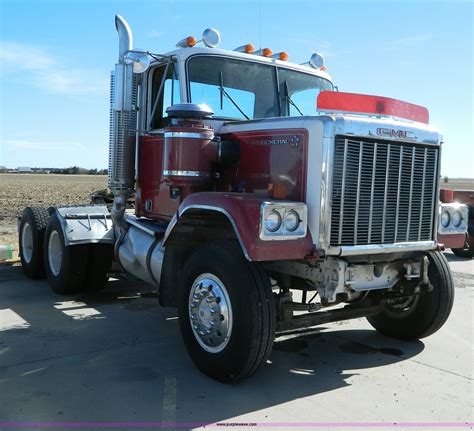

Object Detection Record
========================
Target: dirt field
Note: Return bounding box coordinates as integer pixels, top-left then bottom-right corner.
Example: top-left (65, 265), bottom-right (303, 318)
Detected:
top-left (0, 174), bottom-right (107, 258)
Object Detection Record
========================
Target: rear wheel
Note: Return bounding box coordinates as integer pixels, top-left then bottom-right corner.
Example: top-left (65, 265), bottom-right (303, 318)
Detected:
top-left (44, 214), bottom-right (88, 294)
top-left (452, 230), bottom-right (474, 258)
top-left (85, 244), bottom-right (114, 291)
top-left (19, 207), bottom-right (49, 279)
top-left (178, 242), bottom-right (275, 382)
top-left (367, 251), bottom-right (454, 340)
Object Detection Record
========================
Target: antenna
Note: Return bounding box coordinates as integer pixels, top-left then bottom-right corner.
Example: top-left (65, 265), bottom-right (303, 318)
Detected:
top-left (259, 0), bottom-right (262, 50)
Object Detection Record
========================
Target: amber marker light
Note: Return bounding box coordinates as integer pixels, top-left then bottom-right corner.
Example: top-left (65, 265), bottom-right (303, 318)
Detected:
top-left (272, 51), bottom-right (288, 61)
top-left (245, 44), bottom-right (255, 53)
top-left (176, 35), bottom-right (197, 48)
top-left (262, 47), bottom-right (272, 57)
top-left (233, 44), bottom-right (255, 53)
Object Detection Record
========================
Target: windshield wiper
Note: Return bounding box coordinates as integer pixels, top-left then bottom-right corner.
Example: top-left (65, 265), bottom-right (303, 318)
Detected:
top-left (219, 72), bottom-right (250, 120)
top-left (284, 81), bottom-right (304, 116)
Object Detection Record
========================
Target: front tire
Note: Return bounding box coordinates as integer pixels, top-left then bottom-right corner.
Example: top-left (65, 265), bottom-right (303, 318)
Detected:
top-left (44, 214), bottom-right (88, 294)
top-left (178, 242), bottom-right (275, 382)
top-left (367, 251), bottom-right (454, 340)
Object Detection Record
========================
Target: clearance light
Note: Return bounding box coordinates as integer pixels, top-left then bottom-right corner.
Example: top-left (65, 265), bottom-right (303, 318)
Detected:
top-left (317, 91), bottom-right (430, 124)
top-left (176, 36), bottom-right (197, 48)
top-left (234, 44), bottom-right (255, 53)
top-left (271, 51), bottom-right (289, 61)
top-left (255, 48), bottom-right (272, 57)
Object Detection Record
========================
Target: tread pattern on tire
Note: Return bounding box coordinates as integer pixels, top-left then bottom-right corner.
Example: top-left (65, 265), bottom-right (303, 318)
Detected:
top-left (19, 207), bottom-right (49, 279)
top-left (178, 241), bottom-right (275, 382)
top-left (367, 251), bottom-right (454, 340)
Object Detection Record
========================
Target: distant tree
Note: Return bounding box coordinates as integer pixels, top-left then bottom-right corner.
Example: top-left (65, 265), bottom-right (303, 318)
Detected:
top-left (443, 176), bottom-right (449, 183)
top-left (88, 168), bottom-right (98, 175)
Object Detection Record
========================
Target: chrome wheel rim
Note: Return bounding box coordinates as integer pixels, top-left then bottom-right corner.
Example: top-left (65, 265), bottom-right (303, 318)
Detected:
top-left (47, 230), bottom-right (62, 276)
top-left (21, 222), bottom-right (33, 263)
top-left (188, 273), bottom-right (233, 353)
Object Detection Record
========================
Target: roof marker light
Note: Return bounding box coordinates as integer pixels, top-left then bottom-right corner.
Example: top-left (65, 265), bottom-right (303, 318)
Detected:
top-left (255, 48), bottom-right (272, 57)
top-left (234, 44), bottom-right (255, 54)
top-left (271, 51), bottom-right (288, 61)
top-left (176, 36), bottom-right (197, 48)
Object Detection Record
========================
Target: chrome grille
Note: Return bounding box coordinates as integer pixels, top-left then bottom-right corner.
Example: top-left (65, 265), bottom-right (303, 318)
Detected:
top-left (330, 137), bottom-right (439, 246)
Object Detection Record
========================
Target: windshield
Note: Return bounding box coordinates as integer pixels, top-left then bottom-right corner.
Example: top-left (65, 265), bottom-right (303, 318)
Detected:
top-left (187, 55), bottom-right (333, 120)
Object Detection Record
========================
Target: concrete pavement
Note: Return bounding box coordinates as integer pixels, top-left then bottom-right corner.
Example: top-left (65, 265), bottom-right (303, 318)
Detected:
top-left (0, 252), bottom-right (472, 430)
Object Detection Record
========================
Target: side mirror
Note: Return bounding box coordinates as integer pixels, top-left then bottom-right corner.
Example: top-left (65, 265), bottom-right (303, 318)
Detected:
top-left (124, 49), bottom-right (151, 73)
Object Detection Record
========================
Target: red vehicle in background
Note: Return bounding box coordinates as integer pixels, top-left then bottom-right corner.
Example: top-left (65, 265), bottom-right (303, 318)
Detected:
top-left (438, 189), bottom-right (473, 257)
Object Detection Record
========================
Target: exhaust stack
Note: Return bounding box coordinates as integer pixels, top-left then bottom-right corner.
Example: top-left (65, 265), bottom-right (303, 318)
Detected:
top-left (109, 15), bottom-right (137, 231)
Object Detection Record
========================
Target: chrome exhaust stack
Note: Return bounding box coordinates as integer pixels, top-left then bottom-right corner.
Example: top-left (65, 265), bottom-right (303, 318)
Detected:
top-left (109, 14), bottom-right (137, 232)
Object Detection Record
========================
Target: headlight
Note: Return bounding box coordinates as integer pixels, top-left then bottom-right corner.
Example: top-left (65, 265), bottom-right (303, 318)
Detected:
top-left (284, 210), bottom-right (300, 232)
top-left (260, 202), bottom-right (307, 240)
top-left (441, 211), bottom-right (450, 228)
top-left (264, 210), bottom-right (282, 232)
top-left (452, 211), bottom-right (462, 228)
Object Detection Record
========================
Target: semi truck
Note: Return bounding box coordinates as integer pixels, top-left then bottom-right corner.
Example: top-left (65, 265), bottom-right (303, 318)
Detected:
top-left (17, 15), bottom-right (468, 382)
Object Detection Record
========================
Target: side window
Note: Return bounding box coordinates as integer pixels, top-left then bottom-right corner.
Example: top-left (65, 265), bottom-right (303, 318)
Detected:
top-left (149, 63), bottom-right (179, 129)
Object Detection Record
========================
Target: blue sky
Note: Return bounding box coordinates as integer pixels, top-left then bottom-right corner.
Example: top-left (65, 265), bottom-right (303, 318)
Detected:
top-left (0, 0), bottom-right (472, 177)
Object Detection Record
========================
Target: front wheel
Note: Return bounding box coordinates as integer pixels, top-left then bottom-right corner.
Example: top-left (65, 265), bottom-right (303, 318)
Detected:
top-left (367, 251), bottom-right (454, 340)
top-left (178, 242), bottom-right (275, 382)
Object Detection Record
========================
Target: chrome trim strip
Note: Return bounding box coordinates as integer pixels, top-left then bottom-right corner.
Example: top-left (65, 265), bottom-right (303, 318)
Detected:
top-left (338, 139), bottom-right (348, 244)
top-left (354, 142), bottom-right (363, 244)
top-left (368, 143), bottom-right (377, 242)
top-left (327, 241), bottom-right (436, 257)
top-left (394, 146), bottom-right (403, 241)
top-left (381, 143), bottom-right (391, 242)
top-left (163, 170), bottom-right (209, 177)
top-left (406, 146), bottom-right (416, 241)
top-left (318, 135), bottom-right (335, 251)
top-left (430, 148), bottom-right (440, 241)
top-left (418, 148), bottom-right (427, 241)
top-left (164, 132), bottom-right (213, 139)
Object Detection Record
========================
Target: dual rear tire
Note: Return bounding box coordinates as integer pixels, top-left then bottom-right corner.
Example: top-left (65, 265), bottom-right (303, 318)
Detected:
top-left (19, 207), bottom-right (113, 294)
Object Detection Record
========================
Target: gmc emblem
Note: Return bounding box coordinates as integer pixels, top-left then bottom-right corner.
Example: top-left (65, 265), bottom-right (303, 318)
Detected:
top-left (376, 128), bottom-right (414, 139)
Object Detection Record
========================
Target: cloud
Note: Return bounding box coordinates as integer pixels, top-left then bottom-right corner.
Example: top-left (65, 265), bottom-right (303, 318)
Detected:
top-left (385, 34), bottom-right (432, 51)
top-left (0, 41), bottom-right (108, 97)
